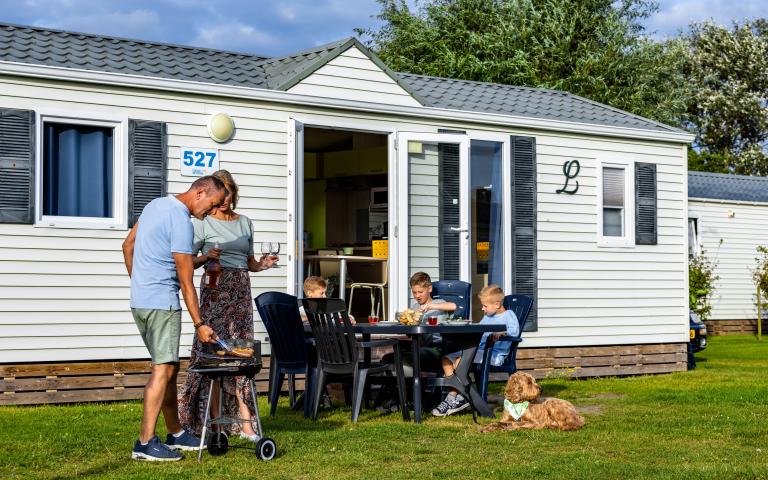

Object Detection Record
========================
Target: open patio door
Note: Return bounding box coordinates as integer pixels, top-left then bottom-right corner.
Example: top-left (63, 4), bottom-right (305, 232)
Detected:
top-left (287, 119), bottom-right (304, 296)
top-left (394, 132), bottom-right (469, 314)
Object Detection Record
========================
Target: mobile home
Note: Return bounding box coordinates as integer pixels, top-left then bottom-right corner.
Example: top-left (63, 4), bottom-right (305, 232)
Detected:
top-left (0, 23), bottom-right (693, 404)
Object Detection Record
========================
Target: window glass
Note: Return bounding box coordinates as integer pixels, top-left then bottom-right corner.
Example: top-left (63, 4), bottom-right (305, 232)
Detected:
top-left (688, 218), bottom-right (699, 256)
top-left (602, 167), bottom-right (625, 237)
top-left (43, 123), bottom-right (114, 218)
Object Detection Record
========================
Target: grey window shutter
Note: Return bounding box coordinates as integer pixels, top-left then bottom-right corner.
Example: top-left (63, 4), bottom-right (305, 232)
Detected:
top-left (128, 120), bottom-right (167, 227)
top-left (511, 136), bottom-right (538, 331)
top-left (438, 142), bottom-right (460, 280)
top-left (0, 108), bottom-right (35, 224)
top-left (437, 129), bottom-right (465, 280)
top-left (635, 162), bottom-right (657, 245)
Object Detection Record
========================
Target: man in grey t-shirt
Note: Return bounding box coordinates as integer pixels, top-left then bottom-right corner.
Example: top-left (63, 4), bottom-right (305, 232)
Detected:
top-left (122, 176), bottom-right (225, 461)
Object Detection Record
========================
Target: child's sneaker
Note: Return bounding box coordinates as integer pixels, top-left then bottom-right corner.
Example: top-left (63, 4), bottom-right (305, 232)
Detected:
top-left (165, 429), bottom-right (204, 451)
top-left (445, 394), bottom-right (471, 416)
top-left (431, 395), bottom-right (454, 416)
top-left (131, 436), bottom-right (183, 461)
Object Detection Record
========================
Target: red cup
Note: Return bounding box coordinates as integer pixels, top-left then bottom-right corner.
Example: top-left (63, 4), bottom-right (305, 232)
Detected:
top-left (427, 315), bottom-right (438, 326)
top-left (368, 315), bottom-right (379, 324)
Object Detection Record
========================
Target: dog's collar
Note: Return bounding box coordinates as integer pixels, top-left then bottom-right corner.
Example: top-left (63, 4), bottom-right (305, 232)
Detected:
top-left (504, 399), bottom-right (529, 421)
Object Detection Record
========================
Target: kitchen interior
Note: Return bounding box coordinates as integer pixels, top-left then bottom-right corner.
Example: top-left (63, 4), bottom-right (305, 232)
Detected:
top-left (302, 127), bottom-right (389, 319)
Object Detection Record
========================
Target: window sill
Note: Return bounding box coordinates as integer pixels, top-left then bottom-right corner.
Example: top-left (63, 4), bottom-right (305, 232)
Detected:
top-left (597, 237), bottom-right (635, 248)
top-left (35, 216), bottom-right (128, 231)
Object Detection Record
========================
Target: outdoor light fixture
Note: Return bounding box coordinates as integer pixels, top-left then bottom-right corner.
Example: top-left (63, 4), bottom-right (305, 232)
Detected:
top-left (207, 112), bottom-right (235, 143)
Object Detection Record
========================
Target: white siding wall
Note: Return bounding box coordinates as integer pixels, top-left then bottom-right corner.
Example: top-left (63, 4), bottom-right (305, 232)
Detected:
top-left (408, 143), bottom-right (440, 279)
top-left (0, 78), bottom-right (288, 362)
top-left (0, 72), bottom-right (689, 362)
top-left (287, 47), bottom-right (421, 107)
top-left (527, 136), bottom-right (689, 347)
top-left (688, 199), bottom-right (767, 321)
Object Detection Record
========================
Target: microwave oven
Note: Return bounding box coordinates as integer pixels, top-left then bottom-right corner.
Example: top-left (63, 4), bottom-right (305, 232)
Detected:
top-left (370, 187), bottom-right (387, 209)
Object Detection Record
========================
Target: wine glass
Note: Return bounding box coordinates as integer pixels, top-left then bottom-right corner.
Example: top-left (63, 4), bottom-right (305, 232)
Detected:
top-left (269, 242), bottom-right (281, 268)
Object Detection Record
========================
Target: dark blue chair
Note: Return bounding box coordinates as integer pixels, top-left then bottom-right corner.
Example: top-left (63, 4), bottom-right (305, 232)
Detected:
top-left (475, 294), bottom-right (533, 401)
top-left (431, 280), bottom-right (472, 319)
top-left (254, 291), bottom-right (315, 418)
top-left (302, 298), bottom-right (409, 422)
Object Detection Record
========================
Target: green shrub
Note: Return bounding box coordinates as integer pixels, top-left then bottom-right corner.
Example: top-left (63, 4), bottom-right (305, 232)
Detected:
top-left (753, 246), bottom-right (768, 306)
top-left (689, 250), bottom-right (718, 321)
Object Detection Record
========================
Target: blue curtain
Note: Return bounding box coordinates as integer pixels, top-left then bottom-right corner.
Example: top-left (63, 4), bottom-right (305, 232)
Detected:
top-left (43, 123), bottom-right (113, 218)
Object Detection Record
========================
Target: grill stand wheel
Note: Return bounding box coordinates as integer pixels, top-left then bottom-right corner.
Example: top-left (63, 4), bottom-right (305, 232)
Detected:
top-left (256, 437), bottom-right (277, 460)
top-left (207, 432), bottom-right (229, 456)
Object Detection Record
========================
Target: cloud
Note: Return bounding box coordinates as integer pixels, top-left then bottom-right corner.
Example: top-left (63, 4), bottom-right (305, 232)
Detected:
top-left (30, 9), bottom-right (162, 39)
top-left (646, 0), bottom-right (768, 38)
top-left (191, 21), bottom-right (277, 53)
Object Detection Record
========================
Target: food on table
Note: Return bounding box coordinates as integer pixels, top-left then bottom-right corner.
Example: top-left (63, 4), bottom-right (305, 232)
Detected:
top-left (398, 308), bottom-right (421, 326)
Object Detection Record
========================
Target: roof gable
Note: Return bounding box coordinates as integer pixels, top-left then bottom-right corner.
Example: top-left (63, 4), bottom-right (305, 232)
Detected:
top-left (286, 41), bottom-right (422, 107)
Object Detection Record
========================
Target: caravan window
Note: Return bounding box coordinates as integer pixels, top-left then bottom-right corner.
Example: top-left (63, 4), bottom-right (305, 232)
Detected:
top-left (36, 114), bottom-right (127, 229)
top-left (598, 162), bottom-right (634, 247)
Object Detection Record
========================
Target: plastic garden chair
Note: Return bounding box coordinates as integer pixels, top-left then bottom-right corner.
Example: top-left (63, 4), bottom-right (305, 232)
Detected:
top-left (302, 298), bottom-right (409, 422)
top-left (474, 294), bottom-right (533, 401)
top-left (254, 291), bottom-right (315, 418)
top-left (431, 280), bottom-right (472, 319)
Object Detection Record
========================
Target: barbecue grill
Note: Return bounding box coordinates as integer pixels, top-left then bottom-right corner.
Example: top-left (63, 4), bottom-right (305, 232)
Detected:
top-left (189, 338), bottom-right (276, 461)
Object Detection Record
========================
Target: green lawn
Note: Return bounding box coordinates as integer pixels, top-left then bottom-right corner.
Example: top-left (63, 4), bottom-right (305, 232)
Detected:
top-left (1, 335), bottom-right (767, 479)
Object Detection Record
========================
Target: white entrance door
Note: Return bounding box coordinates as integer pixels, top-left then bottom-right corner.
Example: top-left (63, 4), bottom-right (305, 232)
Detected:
top-left (287, 119), bottom-right (304, 296)
top-left (394, 132), bottom-right (470, 313)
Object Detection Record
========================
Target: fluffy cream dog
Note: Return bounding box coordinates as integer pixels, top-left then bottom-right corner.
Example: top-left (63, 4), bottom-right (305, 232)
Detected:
top-left (481, 372), bottom-right (585, 432)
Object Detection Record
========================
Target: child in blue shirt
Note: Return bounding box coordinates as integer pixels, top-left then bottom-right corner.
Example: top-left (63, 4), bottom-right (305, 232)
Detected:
top-left (472, 285), bottom-right (520, 366)
top-left (432, 285), bottom-right (519, 417)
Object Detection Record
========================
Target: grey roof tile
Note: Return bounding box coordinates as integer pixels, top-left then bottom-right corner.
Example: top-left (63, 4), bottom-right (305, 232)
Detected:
top-left (0, 22), bottom-right (683, 134)
top-left (688, 171), bottom-right (768, 203)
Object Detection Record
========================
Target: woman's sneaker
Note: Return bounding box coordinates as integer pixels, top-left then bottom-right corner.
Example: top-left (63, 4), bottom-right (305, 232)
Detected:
top-left (240, 431), bottom-right (261, 443)
top-left (165, 429), bottom-right (204, 451)
top-left (131, 436), bottom-right (183, 461)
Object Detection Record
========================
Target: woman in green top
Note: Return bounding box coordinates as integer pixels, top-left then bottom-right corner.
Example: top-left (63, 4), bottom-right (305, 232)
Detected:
top-left (178, 170), bottom-right (277, 442)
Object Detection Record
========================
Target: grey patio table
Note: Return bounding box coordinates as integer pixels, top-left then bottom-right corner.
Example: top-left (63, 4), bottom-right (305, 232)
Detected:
top-left (303, 255), bottom-right (386, 300)
top-left (305, 321), bottom-right (505, 423)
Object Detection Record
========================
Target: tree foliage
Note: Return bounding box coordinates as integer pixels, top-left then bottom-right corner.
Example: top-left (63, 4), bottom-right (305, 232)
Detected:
top-left (357, 0), bottom-right (689, 126)
top-left (684, 20), bottom-right (768, 175)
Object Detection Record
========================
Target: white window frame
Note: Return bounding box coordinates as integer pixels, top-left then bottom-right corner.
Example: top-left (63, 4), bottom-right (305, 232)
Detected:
top-left (597, 161), bottom-right (635, 247)
top-left (34, 110), bottom-right (128, 230)
top-left (688, 213), bottom-right (702, 257)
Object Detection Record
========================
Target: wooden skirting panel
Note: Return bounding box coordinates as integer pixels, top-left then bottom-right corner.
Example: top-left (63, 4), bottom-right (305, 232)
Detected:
top-left (0, 357), bottom-right (303, 406)
top-left (489, 343), bottom-right (688, 381)
top-left (705, 319), bottom-right (767, 336)
top-left (2, 343), bottom-right (686, 405)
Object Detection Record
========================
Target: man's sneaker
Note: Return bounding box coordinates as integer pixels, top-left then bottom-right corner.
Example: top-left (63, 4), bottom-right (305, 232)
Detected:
top-left (165, 429), bottom-right (205, 451)
top-left (445, 394), bottom-right (471, 416)
top-left (131, 436), bottom-right (183, 461)
top-left (431, 396), bottom-right (454, 417)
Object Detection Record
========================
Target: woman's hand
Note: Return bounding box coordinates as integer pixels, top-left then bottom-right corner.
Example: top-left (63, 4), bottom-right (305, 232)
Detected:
top-left (207, 246), bottom-right (222, 260)
top-left (260, 253), bottom-right (279, 268)
top-left (419, 303), bottom-right (432, 312)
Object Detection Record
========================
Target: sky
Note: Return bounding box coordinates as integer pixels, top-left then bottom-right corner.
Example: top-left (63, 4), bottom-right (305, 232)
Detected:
top-left (0, 0), bottom-right (765, 56)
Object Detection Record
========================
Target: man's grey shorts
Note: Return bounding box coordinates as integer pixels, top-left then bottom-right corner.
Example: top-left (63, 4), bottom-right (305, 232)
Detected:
top-left (131, 308), bottom-right (182, 364)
